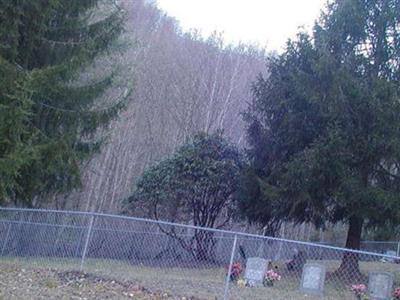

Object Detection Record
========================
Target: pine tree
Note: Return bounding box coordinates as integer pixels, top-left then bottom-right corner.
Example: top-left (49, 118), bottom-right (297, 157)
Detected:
top-left (0, 0), bottom-right (130, 206)
top-left (242, 0), bottom-right (400, 276)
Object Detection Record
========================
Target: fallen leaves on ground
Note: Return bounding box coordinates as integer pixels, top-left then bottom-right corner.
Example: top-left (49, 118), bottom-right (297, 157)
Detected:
top-left (0, 264), bottom-right (203, 300)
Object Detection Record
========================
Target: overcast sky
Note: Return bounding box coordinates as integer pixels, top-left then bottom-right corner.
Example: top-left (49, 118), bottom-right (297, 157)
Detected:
top-left (157, 0), bottom-right (328, 51)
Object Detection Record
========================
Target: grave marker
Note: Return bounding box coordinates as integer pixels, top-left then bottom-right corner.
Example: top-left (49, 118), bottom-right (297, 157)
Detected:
top-left (299, 263), bottom-right (326, 295)
top-left (385, 251), bottom-right (396, 263)
top-left (244, 257), bottom-right (268, 287)
top-left (368, 272), bottom-right (393, 300)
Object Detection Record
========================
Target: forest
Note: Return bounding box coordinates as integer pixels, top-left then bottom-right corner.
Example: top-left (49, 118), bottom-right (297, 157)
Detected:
top-left (1, 0), bottom-right (400, 262)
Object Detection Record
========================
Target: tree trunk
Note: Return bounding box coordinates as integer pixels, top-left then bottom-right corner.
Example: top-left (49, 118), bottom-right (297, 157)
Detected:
top-left (195, 230), bottom-right (215, 262)
top-left (337, 215), bottom-right (363, 279)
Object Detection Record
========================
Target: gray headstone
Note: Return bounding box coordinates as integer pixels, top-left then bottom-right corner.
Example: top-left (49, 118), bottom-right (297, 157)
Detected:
top-left (299, 263), bottom-right (326, 295)
top-left (385, 251), bottom-right (396, 263)
top-left (244, 257), bottom-right (268, 287)
top-left (368, 272), bottom-right (393, 300)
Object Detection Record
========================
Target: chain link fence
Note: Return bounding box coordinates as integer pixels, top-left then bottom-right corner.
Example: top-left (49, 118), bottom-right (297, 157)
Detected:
top-left (315, 240), bottom-right (400, 256)
top-left (0, 207), bottom-right (399, 299)
top-left (360, 241), bottom-right (400, 257)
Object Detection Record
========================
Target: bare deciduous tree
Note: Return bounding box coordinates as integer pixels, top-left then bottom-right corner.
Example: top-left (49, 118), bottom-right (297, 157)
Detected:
top-left (56, 0), bottom-right (267, 213)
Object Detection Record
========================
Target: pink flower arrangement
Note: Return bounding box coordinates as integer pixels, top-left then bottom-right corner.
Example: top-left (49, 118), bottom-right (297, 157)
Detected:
top-left (264, 270), bottom-right (281, 286)
top-left (351, 284), bottom-right (367, 299)
top-left (394, 287), bottom-right (400, 300)
top-left (265, 270), bottom-right (281, 281)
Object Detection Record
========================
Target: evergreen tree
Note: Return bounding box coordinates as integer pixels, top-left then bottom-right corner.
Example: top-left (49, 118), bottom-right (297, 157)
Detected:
top-left (127, 132), bottom-right (243, 260)
top-left (242, 0), bottom-right (400, 275)
top-left (0, 0), bottom-right (130, 206)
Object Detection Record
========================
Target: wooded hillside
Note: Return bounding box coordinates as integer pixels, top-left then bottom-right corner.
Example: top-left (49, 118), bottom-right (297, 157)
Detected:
top-left (57, 0), bottom-right (267, 213)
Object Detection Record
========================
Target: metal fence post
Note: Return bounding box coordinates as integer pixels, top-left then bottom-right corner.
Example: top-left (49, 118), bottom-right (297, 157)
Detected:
top-left (223, 234), bottom-right (238, 300)
top-left (397, 241), bottom-right (400, 257)
top-left (1, 222), bottom-right (12, 256)
top-left (80, 213), bottom-right (95, 271)
top-left (75, 229), bottom-right (85, 259)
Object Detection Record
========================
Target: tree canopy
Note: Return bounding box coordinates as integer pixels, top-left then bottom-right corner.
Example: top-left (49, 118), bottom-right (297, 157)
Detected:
top-left (241, 0), bottom-right (400, 274)
top-left (127, 132), bottom-right (243, 260)
top-left (0, 0), bottom-right (130, 206)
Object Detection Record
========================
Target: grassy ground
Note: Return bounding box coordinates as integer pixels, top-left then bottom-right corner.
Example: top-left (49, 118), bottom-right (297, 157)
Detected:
top-left (0, 263), bottom-right (175, 299)
top-left (0, 257), bottom-right (398, 299)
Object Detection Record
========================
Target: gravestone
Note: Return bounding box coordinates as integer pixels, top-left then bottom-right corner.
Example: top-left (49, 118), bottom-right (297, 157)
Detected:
top-left (244, 257), bottom-right (268, 287)
top-left (368, 272), bottom-right (393, 300)
top-left (385, 251), bottom-right (396, 263)
top-left (299, 263), bottom-right (326, 295)
top-left (386, 250), bottom-right (396, 256)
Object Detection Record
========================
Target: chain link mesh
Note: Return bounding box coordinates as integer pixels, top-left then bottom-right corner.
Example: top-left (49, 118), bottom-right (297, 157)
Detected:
top-left (0, 208), bottom-right (399, 299)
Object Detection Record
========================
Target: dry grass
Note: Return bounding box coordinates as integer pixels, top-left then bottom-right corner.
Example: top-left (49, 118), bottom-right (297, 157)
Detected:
top-left (0, 263), bottom-right (176, 299)
top-left (0, 257), bottom-right (398, 299)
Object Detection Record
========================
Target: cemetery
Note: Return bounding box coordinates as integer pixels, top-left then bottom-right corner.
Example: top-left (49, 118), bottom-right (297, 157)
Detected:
top-left (224, 255), bottom-right (400, 299)
top-left (0, 208), bottom-right (399, 299)
top-left (1, 247), bottom-right (399, 300)
top-left (1, 0), bottom-right (400, 298)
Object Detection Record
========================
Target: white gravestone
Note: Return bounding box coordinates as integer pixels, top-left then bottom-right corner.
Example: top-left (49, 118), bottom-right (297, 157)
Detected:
top-left (368, 272), bottom-right (393, 300)
top-left (386, 250), bottom-right (396, 256)
top-left (299, 263), bottom-right (326, 295)
top-left (244, 257), bottom-right (268, 287)
top-left (385, 251), bottom-right (396, 263)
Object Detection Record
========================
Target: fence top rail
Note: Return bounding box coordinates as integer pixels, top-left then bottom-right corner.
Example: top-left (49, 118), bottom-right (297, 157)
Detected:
top-left (361, 240), bottom-right (399, 244)
top-left (0, 206), bottom-right (399, 260)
